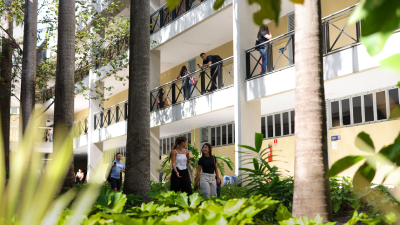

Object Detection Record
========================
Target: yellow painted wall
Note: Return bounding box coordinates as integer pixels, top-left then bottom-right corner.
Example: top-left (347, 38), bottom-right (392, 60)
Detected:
top-left (329, 119), bottom-right (400, 184)
top-left (261, 135), bottom-right (296, 177)
top-left (104, 89), bottom-right (129, 109)
top-left (212, 145), bottom-right (235, 177)
top-left (74, 108), bottom-right (89, 121)
top-left (321, 0), bottom-right (359, 18)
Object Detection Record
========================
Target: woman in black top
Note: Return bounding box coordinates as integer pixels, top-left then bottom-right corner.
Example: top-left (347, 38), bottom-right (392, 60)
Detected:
top-left (257, 25), bottom-right (272, 74)
top-left (176, 65), bottom-right (192, 100)
top-left (194, 143), bottom-right (221, 198)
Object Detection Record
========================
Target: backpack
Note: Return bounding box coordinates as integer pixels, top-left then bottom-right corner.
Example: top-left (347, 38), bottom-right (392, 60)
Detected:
top-left (210, 55), bottom-right (223, 64)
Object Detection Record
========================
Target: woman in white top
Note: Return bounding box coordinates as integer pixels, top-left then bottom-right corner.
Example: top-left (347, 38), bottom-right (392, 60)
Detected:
top-left (76, 169), bottom-right (84, 184)
top-left (170, 136), bottom-right (192, 195)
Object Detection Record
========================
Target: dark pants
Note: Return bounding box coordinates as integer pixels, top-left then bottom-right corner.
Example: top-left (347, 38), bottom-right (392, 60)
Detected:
top-left (110, 177), bottom-right (122, 191)
top-left (170, 168), bottom-right (192, 195)
top-left (209, 65), bottom-right (221, 92)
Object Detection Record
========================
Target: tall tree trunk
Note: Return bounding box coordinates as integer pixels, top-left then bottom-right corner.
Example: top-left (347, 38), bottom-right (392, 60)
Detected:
top-left (20, 0), bottom-right (38, 133)
top-left (292, 0), bottom-right (333, 221)
top-left (53, 0), bottom-right (76, 189)
top-left (124, 0), bottom-right (151, 201)
top-left (0, 0), bottom-right (13, 172)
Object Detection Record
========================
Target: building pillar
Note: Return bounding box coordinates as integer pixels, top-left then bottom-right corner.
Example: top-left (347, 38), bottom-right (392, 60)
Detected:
top-left (150, 50), bottom-right (161, 181)
top-left (233, 0), bottom-right (261, 177)
top-left (87, 74), bottom-right (104, 181)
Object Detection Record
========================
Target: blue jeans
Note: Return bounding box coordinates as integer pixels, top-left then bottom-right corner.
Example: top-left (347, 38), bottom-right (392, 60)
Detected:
top-left (183, 79), bottom-right (192, 100)
top-left (259, 48), bottom-right (268, 74)
top-left (223, 175), bottom-right (236, 186)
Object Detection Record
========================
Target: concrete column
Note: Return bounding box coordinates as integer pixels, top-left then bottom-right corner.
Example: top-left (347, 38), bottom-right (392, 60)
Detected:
top-left (87, 74), bottom-right (104, 181)
top-left (150, 50), bottom-right (161, 181)
top-left (233, 0), bottom-right (261, 177)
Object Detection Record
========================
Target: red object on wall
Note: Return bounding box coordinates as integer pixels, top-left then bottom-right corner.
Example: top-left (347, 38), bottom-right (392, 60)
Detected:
top-left (274, 139), bottom-right (277, 146)
top-left (267, 148), bottom-right (272, 162)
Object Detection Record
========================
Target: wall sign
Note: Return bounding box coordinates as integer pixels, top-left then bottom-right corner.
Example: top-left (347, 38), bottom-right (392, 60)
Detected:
top-left (331, 135), bottom-right (341, 141)
top-left (267, 148), bottom-right (272, 162)
top-left (274, 139), bottom-right (278, 146)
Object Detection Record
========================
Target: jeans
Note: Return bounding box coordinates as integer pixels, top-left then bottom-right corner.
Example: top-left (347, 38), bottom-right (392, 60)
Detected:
top-left (49, 133), bottom-right (53, 142)
top-left (200, 172), bottom-right (217, 198)
top-left (223, 175), bottom-right (236, 186)
top-left (259, 48), bottom-right (268, 74)
top-left (183, 78), bottom-right (192, 100)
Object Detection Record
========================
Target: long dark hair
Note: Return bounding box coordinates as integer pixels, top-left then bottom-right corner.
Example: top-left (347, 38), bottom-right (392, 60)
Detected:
top-left (169, 136), bottom-right (188, 162)
top-left (201, 143), bottom-right (212, 158)
top-left (257, 25), bottom-right (270, 38)
top-left (179, 65), bottom-right (188, 77)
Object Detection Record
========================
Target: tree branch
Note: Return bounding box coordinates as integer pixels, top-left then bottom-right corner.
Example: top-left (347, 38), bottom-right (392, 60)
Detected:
top-left (0, 25), bottom-right (23, 53)
top-left (36, 101), bottom-right (54, 119)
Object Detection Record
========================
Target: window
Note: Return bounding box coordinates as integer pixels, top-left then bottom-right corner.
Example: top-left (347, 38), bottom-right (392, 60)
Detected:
top-left (352, 96), bottom-right (362, 124)
top-left (376, 91), bottom-right (387, 120)
top-left (163, 139), bottom-right (167, 154)
top-left (267, 116), bottom-right (273, 138)
top-left (331, 101), bottom-right (340, 127)
top-left (274, 114), bottom-right (281, 137)
top-left (159, 139), bottom-right (163, 156)
top-left (160, 131), bottom-right (192, 155)
top-left (261, 117), bottom-right (266, 138)
top-left (188, 133), bottom-right (191, 144)
top-left (216, 126), bottom-right (221, 146)
top-left (290, 111), bottom-right (295, 134)
top-left (211, 127), bottom-right (215, 146)
top-left (342, 99), bottom-right (351, 125)
top-left (389, 89), bottom-right (399, 118)
top-left (170, 137), bottom-right (174, 150)
top-left (222, 125), bottom-right (227, 145)
top-left (166, 138), bottom-right (170, 153)
top-left (228, 124), bottom-right (233, 144)
top-left (283, 112), bottom-right (289, 135)
top-left (364, 94), bottom-right (374, 122)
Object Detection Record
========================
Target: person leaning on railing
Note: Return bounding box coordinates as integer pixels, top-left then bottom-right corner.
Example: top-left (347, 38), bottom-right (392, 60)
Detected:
top-left (257, 25), bottom-right (272, 74)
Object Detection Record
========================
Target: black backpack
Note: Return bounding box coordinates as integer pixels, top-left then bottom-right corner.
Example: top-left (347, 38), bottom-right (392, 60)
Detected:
top-left (210, 55), bottom-right (223, 64)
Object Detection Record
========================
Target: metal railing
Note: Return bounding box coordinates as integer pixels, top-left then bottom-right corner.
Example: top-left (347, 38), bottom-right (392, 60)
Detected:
top-left (150, 0), bottom-right (206, 34)
top-left (94, 100), bottom-right (128, 130)
top-left (150, 56), bottom-right (234, 112)
top-left (73, 117), bottom-right (89, 137)
top-left (245, 4), bottom-right (361, 79)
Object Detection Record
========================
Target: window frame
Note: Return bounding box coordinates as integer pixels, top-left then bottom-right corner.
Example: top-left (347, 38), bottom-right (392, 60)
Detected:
top-left (210, 122), bottom-right (235, 147)
top-left (160, 131), bottom-right (192, 155)
top-left (262, 108), bottom-right (295, 140)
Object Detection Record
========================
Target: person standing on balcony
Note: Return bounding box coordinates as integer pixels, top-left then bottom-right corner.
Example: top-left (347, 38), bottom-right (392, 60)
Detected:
top-left (198, 53), bottom-right (222, 92)
top-left (170, 136), bottom-right (192, 195)
top-left (176, 65), bottom-right (192, 100)
top-left (194, 143), bottom-right (221, 198)
top-left (257, 25), bottom-right (272, 74)
top-left (157, 89), bottom-right (168, 109)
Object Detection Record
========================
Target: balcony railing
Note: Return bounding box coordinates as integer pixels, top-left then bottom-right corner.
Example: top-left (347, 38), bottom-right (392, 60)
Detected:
top-left (73, 117), bottom-right (89, 137)
top-left (150, 56), bottom-right (234, 112)
top-left (245, 4), bottom-right (361, 80)
top-left (150, 0), bottom-right (206, 34)
top-left (94, 100), bottom-right (128, 130)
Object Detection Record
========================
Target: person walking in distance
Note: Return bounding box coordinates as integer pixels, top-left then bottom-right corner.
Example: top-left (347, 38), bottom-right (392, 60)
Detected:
top-left (194, 143), bottom-right (221, 198)
top-left (109, 153), bottom-right (125, 192)
top-left (257, 25), bottom-right (272, 74)
top-left (170, 136), bottom-right (192, 195)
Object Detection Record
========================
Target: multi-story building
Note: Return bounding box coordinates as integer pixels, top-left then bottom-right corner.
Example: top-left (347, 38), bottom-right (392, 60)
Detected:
top-left (9, 0), bottom-right (400, 183)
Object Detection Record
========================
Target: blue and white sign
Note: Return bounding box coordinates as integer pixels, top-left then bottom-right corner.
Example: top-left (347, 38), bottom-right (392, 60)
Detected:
top-left (331, 135), bottom-right (341, 141)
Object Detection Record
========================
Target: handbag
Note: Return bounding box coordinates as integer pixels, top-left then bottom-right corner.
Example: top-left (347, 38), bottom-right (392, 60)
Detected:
top-left (189, 76), bottom-right (196, 85)
top-left (186, 150), bottom-right (194, 183)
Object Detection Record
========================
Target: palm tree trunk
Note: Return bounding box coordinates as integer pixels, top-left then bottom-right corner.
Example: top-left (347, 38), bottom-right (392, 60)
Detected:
top-left (0, 0), bottom-right (13, 172)
top-left (292, 0), bottom-right (333, 221)
top-left (124, 0), bottom-right (151, 201)
top-left (20, 0), bottom-right (38, 133)
top-left (53, 0), bottom-right (76, 189)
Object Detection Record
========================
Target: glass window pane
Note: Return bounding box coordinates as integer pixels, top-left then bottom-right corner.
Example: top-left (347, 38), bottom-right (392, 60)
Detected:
top-left (364, 94), bottom-right (374, 122)
top-left (233, 123), bottom-right (235, 143)
top-left (159, 139), bottom-right (163, 155)
top-left (274, 114), bottom-right (281, 137)
top-left (162, 139), bottom-right (166, 154)
top-left (228, 124), bottom-right (233, 144)
top-left (171, 137), bottom-right (175, 150)
top-left (267, 116), bottom-right (273, 138)
top-left (188, 133), bottom-right (191, 144)
top-left (216, 126), bottom-right (221, 146)
top-left (389, 89), bottom-right (399, 118)
top-left (211, 127), bottom-right (215, 146)
top-left (291, 111), bottom-right (295, 134)
top-left (352, 96), bottom-right (362, 124)
top-left (342, 99), bottom-right (351, 125)
top-left (222, 125), bottom-right (227, 145)
top-left (166, 138), bottom-right (170, 153)
top-left (376, 91), bottom-right (387, 120)
top-left (331, 101), bottom-right (340, 127)
top-left (261, 117), bottom-right (266, 138)
top-left (283, 112), bottom-right (289, 135)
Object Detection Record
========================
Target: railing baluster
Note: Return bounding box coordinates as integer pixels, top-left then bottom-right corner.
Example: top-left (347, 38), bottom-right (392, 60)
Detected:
top-left (217, 64), bottom-right (223, 89)
top-left (356, 21), bottom-right (361, 43)
top-left (267, 44), bottom-right (273, 72)
top-left (172, 83), bottom-right (177, 104)
top-left (94, 114), bottom-right (97, 130)
top-left (116, 105), bottom-right (120, 123)
top-left (107, 109), bottom-right (111, 126)
top-left (124, 102), bottom-right (128, 120)
top-left (325, 22), bottom-right (330, 53)
top-left (246, 52), bottom-right (250, 79)
top-left (201, 71), bottom-right (206, 94)
top-left (159, 9), bottom-right (164, 28)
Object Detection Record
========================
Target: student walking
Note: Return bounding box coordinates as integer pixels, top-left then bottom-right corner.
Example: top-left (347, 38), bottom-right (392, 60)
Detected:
top-left (108, 153), bottom-right (125, 192)
top-left (177, 65), bottom-right (192, 100)
top-left (257, 25), bottom-right (272, 74)
top-left (170, 136), bottom-right (192, 195)
top-left (194, 143), bottom-right (221, 198)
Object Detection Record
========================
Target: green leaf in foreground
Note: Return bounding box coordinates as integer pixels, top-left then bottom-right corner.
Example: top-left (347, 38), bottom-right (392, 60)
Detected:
top-left (380, 53), bottom-right (400, 73)
top-left (165, 0), bottom-right (180, 10)
top-left (389, 105), bottom-right (400, 120)
top-left (355, 132), bottom-right (375, 153)
top-left (249, 0), bottom-right (281, 26)
top-left (213, 0), bottom-right (225, 10)
top-left (326, 156), bottom-right (365, 178)
top-left (275, 203), bottom-right (292, 221)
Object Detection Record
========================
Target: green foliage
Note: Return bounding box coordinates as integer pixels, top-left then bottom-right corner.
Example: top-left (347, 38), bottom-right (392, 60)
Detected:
top-left (150, 180), bottom-right (171, 193)
top-left (220, 185), bottom-right (249, 199)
